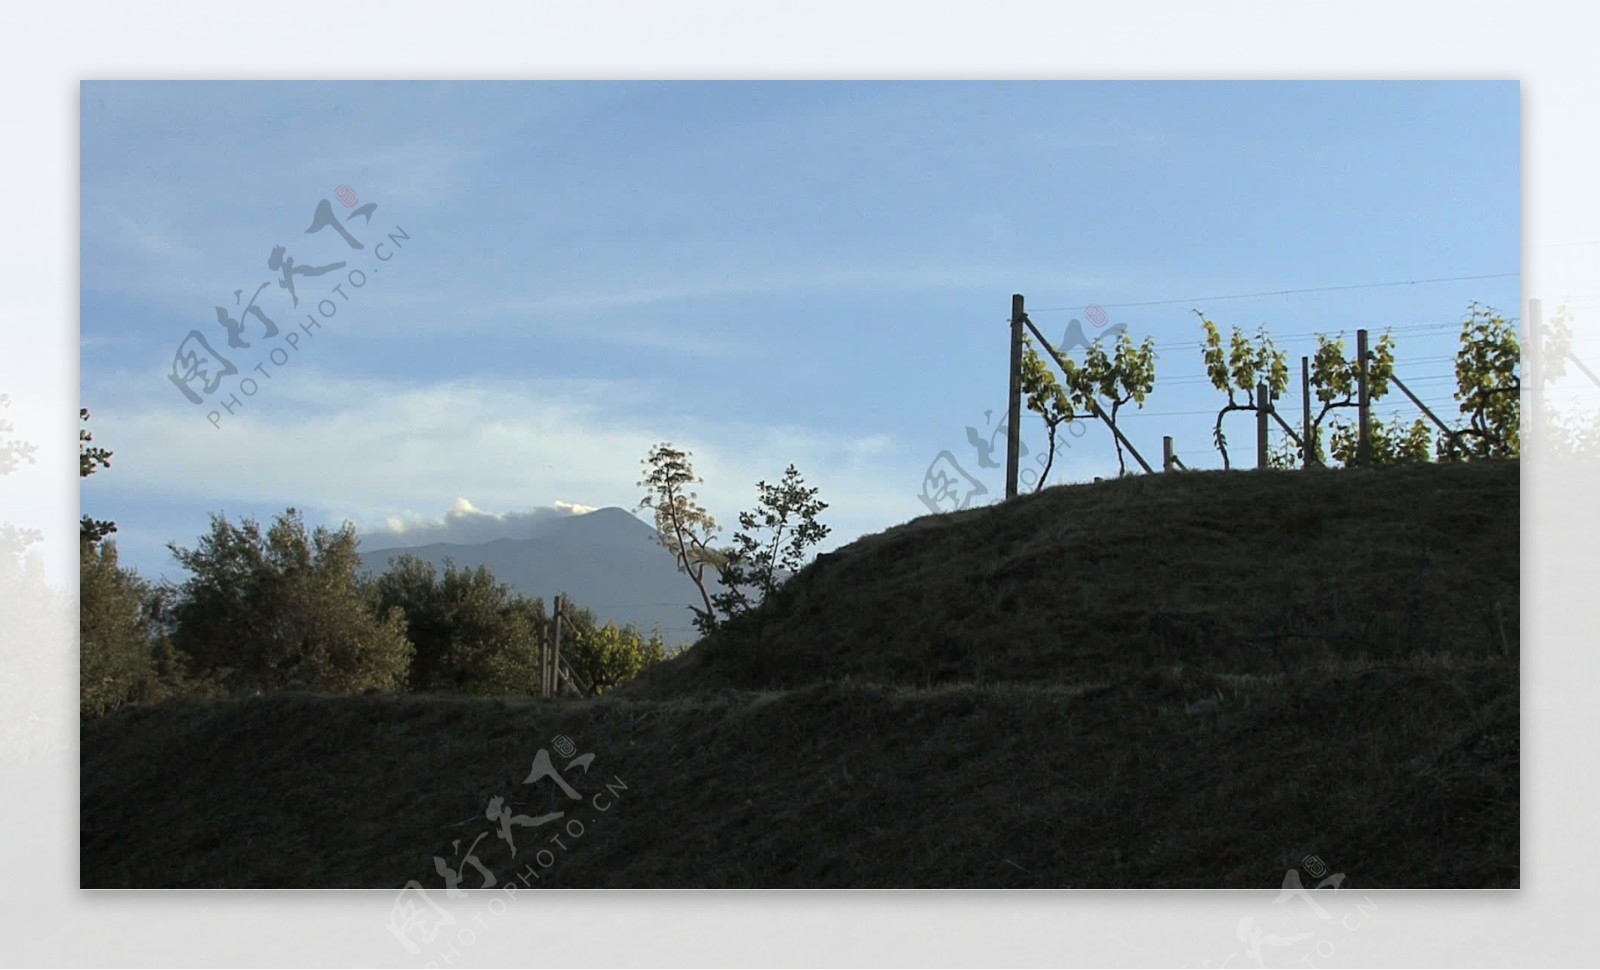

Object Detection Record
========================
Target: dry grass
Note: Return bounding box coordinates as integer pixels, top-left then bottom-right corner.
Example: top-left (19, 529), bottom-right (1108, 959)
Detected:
top-left (81, 460), bottom-right (1518, 888)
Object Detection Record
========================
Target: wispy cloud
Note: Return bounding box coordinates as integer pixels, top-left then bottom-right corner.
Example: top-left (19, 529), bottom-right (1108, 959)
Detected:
top-left (90, 366), bottom-right (923, 571)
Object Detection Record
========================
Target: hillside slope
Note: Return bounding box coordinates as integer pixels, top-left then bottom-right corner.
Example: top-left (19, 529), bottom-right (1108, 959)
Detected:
top-left (81, 461), bottom-right (1519, 889)
top-left (626, 459), bottom-right (1518, 694)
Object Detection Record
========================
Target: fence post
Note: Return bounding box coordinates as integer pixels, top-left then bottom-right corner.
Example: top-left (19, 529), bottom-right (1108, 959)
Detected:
top-left (1257, 381), bottom-right (1271, 468)
top-left (539, 615), bottom-right (549, 698)
top-left (1527, 298), bottom-right (1542, 461)
top-left (1163, 435), bottom-right (1175, 472)
top-left (1301, 355), bottom-right (1315, 468)
top-left (1356, 328), bottom-right (1371, 465)
top-left (552, 594), bottom-right (565, 697)
top-left (1007, 294), bottom-right (1024, 500)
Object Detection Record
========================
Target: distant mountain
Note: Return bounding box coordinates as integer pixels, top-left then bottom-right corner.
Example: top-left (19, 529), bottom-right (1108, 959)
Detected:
top-left (357, 507), bottom-right (718, 649)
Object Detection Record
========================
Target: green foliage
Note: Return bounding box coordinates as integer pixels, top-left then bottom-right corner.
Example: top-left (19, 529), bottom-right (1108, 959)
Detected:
top-left (1438, 303), bottom-right (1519, 460)
top-left (564, 620), bottom-right (667, 695)
top-left (1195, 311), bottom-right (1289, 469)
top-left (1277, 329), bottom-right (1413, 469)
top-left (637, 442), bottom-right (723, 633)
top-left (1018, 327), bottom-right (1156, 482)
top-left (710, 464), bottom-right (832, 625)
top-left (1017, 334), bottom-right (1079, 490)
top-left (1070, 331), bottom-right (1159, 476)
top-left (167, 508), bottom-right (413, 694)
top-left (371, 554), bottom-right (545, 694)
top-left (79, 407), bottom-right (117, 545)
top-left (1330, 414), bottom-right (1433, 466)
top-left (80, 540), bottom-right (184, 717)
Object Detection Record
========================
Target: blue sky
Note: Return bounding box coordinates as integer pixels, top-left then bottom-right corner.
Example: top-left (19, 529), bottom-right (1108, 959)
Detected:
top-left (79, 80), bottom-right (1521, 587)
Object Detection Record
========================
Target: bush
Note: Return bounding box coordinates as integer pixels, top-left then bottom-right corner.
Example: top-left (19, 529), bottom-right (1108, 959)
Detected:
top-left (167, 509), bottom-right (413, 693)
top-left (80, 540), bottom-right (166, 716)
top-left (369, 554), bottom-right (545, 695)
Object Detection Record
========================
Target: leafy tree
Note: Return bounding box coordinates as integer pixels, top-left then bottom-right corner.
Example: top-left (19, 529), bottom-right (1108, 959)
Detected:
top-left (637, 443), bottom-right (725, 633)
top-left (1437, 303), bottom-right (1519, 460)
top-left (80, 539), bottom-right (166, 717)
top-left (370, 554), bottom-right (545, 694)
top-left (79, 407), bottom-right (116, 546)
top-left (563, 619), bottom-right (666, 695)
top-left (1196, 312), bottom-right (1290, 469)
top-left (710, 464), bottom-right (831, 626)
top-left (167, 508), bottom-right (413, 693)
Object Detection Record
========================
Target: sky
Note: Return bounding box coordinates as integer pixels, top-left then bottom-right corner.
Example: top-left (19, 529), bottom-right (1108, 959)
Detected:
top-left (77, 80), bottom-right (1525, 591)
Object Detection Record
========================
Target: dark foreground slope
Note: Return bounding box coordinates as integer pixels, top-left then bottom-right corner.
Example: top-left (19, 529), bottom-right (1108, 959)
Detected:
top-left (81, 461), bottom-right (1519, 888)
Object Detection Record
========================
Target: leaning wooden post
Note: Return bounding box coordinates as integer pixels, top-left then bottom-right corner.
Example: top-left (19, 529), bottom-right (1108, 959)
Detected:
top-left (1257, 381), bottom-right (1271, 469)
top-left (1301, 355), bottom-right (1315, 468)
top-left (1356, 328), bottom-right (1371, 465)
top-left (1163, 435), bottom-right (1175, 472)
top-left (1006, 293), bottom-right (1025, 500)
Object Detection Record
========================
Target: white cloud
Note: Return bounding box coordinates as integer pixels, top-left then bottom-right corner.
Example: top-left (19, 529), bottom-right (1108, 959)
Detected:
top-left (361, 497), bottom-right (593, 550)
top-left (88, 366), bottom-right (927, 561)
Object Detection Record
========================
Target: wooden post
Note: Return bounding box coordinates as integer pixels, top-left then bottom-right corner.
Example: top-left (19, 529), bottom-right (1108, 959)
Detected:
top-left (1356, 328), bottom-right (1371, 466)
top-left (1006, 294), bottom-right (1024, 500)
top-left (1527, 298), bottom-right (1542, 460)
top-left (1301, 355), bottom-right (1315, 468)
top-left (540, 615), bottom-right (551, 698)
top-left (1163, 435), bottom-right (1175, 472)
top-left (552, 594), bottom-right (564, 697)
top-left (1256, 381), bottom-right (1271, 469)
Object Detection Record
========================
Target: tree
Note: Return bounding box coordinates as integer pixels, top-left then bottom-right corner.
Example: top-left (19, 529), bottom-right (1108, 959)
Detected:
top-left (80, 539), bottom-right (165, 717)
top-left (370, 554), bottom-right (546, 694)
top-left (1196, 312), bottom-right (1290, 469)
top-left (709, 464), bottom-right (831, 626)
top-left (563, 619), bottom-right (666, 695)
top-left (637, 443), bottom-right (725, 634)
top-left (167, 508), bottom-right (413, 693)
top-left (80, 407), bottom-right (116, 546)
top-left (1438, 303), bottom-right (1519, 460)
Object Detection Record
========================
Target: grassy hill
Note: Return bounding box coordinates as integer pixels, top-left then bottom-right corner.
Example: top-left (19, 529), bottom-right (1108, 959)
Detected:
top-left (81, 460), bottom-right (1518, 888)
